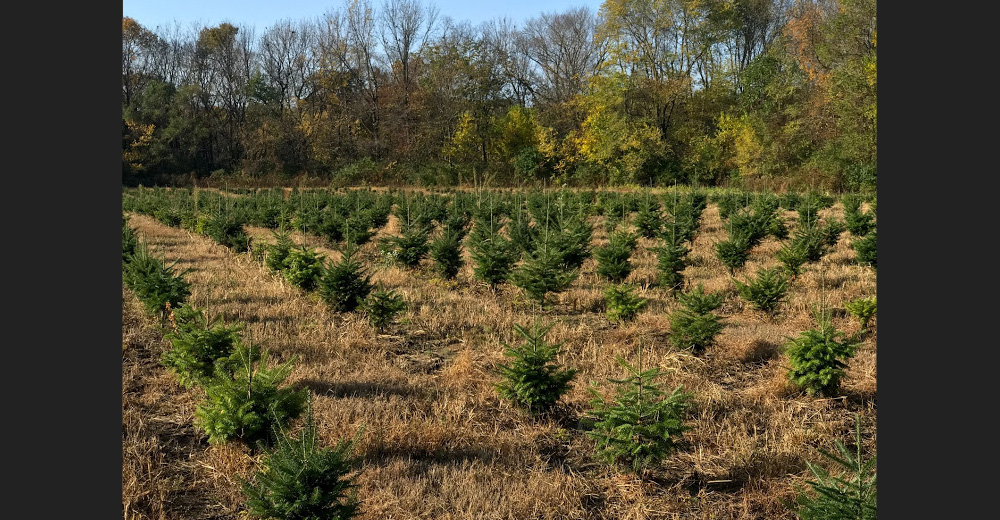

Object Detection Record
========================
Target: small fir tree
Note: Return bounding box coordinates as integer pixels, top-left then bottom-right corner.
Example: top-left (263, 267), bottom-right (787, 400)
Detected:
top-left (594, 230), bottom-right (638, 283)
top-left (123, 215), bottom-right (138, 262)
top-left (604, 284), bottom-right (647, 323)
top-left (633, 196), bottom-right (663, 238)
top-left (282, 246), bottom-right (327, 292)
top-left (793, 415), bottom-right (877, 520)
top-left (509, 240), bottom-right (579, 309)
top-left (776, 243), bottom-right (809, 279)
top-left (122, 242), bottom-right (191, 317)
top-left (715, 231), bottom-right (752, 274)
top-left (467, 212), bottom-right (518, 287)
top-left (785, 308), bottom-right (860, 397)
top-left (587, 352), bottom-right (692, 473)
top-left (653, 230), bottom-right (690, 292)
top-left (853, 229), bottom-right (876, 269)
top-left (430, 228), bottom-right (464, 279)
top-left (265, 229), bottom-right (296, 273)
top-left (844, 296), bottom-right (877, 334)
top-left (733, 266), bottom-right (790, 315)
top-left (318, 246), bottom-right (373, 313)
top-left (204, 212), bottom-right (251, 253)
top-left (195, 343), bottom-right (309, 447)
top-left (495, 321), bottom-right (578, 414)
top-left (161, 304), bottom-right (244, 388)
top-left (668, 284), bottom-right (725, 354)
top-left (242, 398), bottom-right (361, 520)
top-left (363, 284), bottom-right (406, 331)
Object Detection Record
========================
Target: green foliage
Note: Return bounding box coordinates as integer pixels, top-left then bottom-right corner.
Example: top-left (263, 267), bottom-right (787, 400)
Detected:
top-left (793, 415), bottom-right (877, 520)
top-left (842, 195), bottom-right (875, 237)
top-left (387, 225), bottom-right (431, 268)
top-left (668, 284), bottom-right (725, 354)
top-left (785, 310), bottom-right (860, 397)
top-left (265, 230), bottom-right (295, 273)
top-left (363, 284), bottom-right (406, 331)
top-left (853, 229), bottom-right (876, 269)
top-left (161, 305), bottom-right (244, 388)
top-left (586, 354), bottom-right (692, 473)
top-left (430, 229), bottom-right (464, 279)
top-left (715, 232), bottom-right (752, 274)
top-left (495, 321), bottom-right (578, 414)
top-left (468, 225), bottom-right (518, 288)
top-left (594, 230), bottom-right (638, 283)
top-left (509, 241), bottom-right (579, 308)
top-left (204, 212), bottom-right (251, 253)
top-left (318, 246), bottom-right (373, 313)
top-left (195, 343), bottom-right (309, 447)
top-left (283, 246), bottom-right (327, 292)
top-left (789, 221), bottom-right (831, 263)
top-left (242, 399), bottom-right (360, 520)
top-left (122, 241), bottom-right (191, 317)
top-left (776, 243), bottom-right (809, 279)
top-left (844, 296), bottom-right (877, 332)
top-left (123, 215), bottom-right (138, 262)
top-left (633, 196), bottom-right (663, 239)
top-left (652, 231), bottom-right (690, 291)
top-left (604, 284), bottom-right (647, 323)
top-left (733, 267), bottom-right (789, 315)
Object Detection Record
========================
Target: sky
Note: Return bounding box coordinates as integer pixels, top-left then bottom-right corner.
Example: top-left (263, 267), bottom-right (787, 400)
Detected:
top-left (122, 0), bottom-right (607, 34)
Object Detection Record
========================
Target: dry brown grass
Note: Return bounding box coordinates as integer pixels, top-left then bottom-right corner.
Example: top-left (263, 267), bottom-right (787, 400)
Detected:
top-left (122, 196), bottom-right (876, 520)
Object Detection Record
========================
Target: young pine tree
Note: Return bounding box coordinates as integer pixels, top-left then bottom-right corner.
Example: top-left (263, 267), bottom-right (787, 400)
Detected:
top-left (853, 229), bottom-right (877, 269)
top-left (587, 352), bottom-right (692, 473)
top-left (785, 308), bottom-right (860, 397)
top-left (792, 415), bottom-right (877, 520)
top-left (733, 266), bottom-right (790, 316)
top-left (363, 284), bottom-right (406, 331)
top-left (282, 246), bottom-right (327, 292)
top-left (594, 230), bottom-right (638, 283)
top-left (604, 284), bottom-right (647, 323)
top-left (195, 343), bottom-right (309, 447)
top-left (122, 242), bottom-right (191, 318)
top-left (265, 229), bottom-right (296, 273)
top-left (318, 246), bottom-right (373, 313)
top-left (844, 296), bottom-right (877, 335)
top-left (495, 321), bottom-right (578, 414)
top-left (467, 213), bottom-right (518, 287)
top-left (668, 284), bottom-right (725, 354)
top-left (242, 398), bottom-right (361, 520)
top-left (653, 229), bottom-right (690, 292)
top-left (509, 239), bottom-right (579, 309)
top-left (430, 228), bottom-right (464, 280)
top-left (161, 304), bottom-right (244, 388)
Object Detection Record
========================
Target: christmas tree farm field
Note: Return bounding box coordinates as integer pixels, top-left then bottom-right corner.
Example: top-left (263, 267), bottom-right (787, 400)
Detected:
top-left (123, 194), bottom-right (875, 520)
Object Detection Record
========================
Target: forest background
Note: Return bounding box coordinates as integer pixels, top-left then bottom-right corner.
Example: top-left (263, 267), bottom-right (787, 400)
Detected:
top-left (121, 0), bottom-right (876, 192)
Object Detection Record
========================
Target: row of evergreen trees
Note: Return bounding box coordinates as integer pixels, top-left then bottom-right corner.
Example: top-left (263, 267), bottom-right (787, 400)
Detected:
top-left (123, 216), bottom-right (363, 520)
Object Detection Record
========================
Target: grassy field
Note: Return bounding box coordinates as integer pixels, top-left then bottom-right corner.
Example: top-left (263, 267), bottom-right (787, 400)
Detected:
top-left (122, 193), bottom-right (876, 519)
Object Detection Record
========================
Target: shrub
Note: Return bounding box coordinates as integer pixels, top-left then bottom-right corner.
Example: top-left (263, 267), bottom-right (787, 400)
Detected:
top-left (430, 228), bottom-right (464, 280)
top-left (715, 231), bottom-right (752, 274)
top-left (586, 354), bottom-right (692, 473)
top-left (776, 243), bottom-right (809, 279)
top-left (195, 344), bottom-right (309, 447)
top-left (853, 229), bottom-right (876, 269)
top-left (283, 246), bottom-right (327, 292)
top-left (653, 231), bottom-right (689, 291)
top-left (792, 415), bottom-right (876, 520)
top-left (495, 321), bottom-right (578, 414)
top-left (387, 225), bottom-right (430, 268)
top-left (363, 284), bottom-right (406, 331)
top-left (843, 196), bottom-right (875, 237)
top-left (594, 230), bottom-right (638, 283)
top-left (265, 230), bottom-right (296, 273)
top-left (668, 284), bottom-right (725, 354)
top-left (785, 309), bottom-right (860, 396)
top-left (733, 267), bottom-right (789, 315)
top-left (633, 196), bottom-right (663, 238)
top-left (161, 305), bottom-right (244, 388)
top-left (242, 399), bottom-right (360, 520)
top-left (204, 213), bottom-right (251, 253)
top-left (844, 296), bottom-right (877, 333)
top-left (509, 242), bottom-right (579, 308)
top-left (318, 246), bottom-right (373, 313)
top-left (604, 284), bottom-right (647, 323)
top-left (123, 215), bottom-right (138, 262)
top-left (122, 242), bottom-right (191, 317)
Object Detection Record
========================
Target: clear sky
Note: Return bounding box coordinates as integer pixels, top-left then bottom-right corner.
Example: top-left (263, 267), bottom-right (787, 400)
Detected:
top-left (122, 0), bottom-right (606, 33)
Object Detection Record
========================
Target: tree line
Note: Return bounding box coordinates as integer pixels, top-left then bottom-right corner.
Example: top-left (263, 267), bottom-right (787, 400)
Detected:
top-left (122, 0), bottom-right (875, 191)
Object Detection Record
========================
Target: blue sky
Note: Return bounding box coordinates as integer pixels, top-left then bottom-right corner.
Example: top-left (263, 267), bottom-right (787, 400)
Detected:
top-left (122, 0), bottom-right (606, 33)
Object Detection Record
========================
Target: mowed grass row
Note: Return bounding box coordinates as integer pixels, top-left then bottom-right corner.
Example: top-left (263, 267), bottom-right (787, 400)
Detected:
top-left (122, 197), bottom-right (875, 520)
